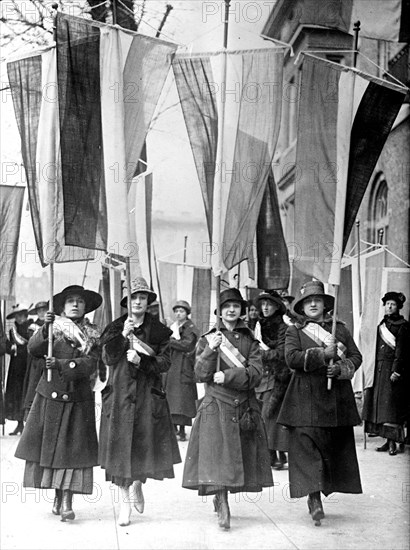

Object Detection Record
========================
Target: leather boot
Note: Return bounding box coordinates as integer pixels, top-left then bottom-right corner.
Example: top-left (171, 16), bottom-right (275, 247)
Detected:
top-left (52, 489), bottom-right (63, 515)
top-left (9, 422), bottom-right (24, 436)
top-left (118, 486), bottom-right (131, 526)
top-left (131, 480), bottom-right (145, 514)
top-left (307, 492), bottom-right (324, 524)
top-left (213, 493), bottom-right (221, 513)
top-left (270, 450), bottom-right (277, 467)
top-left (217, 490), bottom-right (230, 530)
top-left (376, 440), bottom-right (389, 452)
top-left (178, 426), bottom-right (186, 442)
top-left (60, 490), bottom-right (75, 521)
top-left (389, 440), bottom-right (397, 455)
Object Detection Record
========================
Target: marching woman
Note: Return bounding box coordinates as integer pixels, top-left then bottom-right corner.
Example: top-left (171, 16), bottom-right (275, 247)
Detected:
top-left (22, 301), bottom-right (48, 420)
top-left (362, 291), bottom-right (409, 455)
top-left (5, 304), bottom-right (32, 435)
top-left (99, 278), bottom-right (181, 527)
top-left (278, 281), bottom-right (362, 525)
top-left (15, 285), bottom-right (102, 521)
top-left (165, 300), bottom-right (199, 441)
top-left (182, 288), bottom-right (273, 530)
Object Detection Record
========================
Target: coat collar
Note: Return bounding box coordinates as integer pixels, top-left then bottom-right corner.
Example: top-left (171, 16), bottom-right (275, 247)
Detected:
top-left (381, 313), bottom-right (406, 326)
top-left (295, 314), bottom-right (345, 330)
top-left (203, 318), bottom-right (253, 337)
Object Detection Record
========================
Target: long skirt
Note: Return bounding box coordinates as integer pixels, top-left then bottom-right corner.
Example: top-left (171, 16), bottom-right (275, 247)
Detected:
top-left (23, 461), bottom-right (93, 494)
top-left (287, 426), bottom-right (362, 498)
top-left (260, 391), bottom-right (289, 451)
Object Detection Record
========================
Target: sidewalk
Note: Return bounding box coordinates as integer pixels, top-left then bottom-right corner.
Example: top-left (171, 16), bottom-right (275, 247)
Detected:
top-left (1, 422), bottom-right (408, 550)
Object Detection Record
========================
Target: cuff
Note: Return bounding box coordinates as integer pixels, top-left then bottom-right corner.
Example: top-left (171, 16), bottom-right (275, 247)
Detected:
top-left (336, 359), bottom-right (355, 380)
top-left (304, 347), bottom-right (326, 373)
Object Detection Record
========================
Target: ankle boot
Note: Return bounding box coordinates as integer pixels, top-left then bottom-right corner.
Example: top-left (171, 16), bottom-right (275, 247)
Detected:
top-left (376, 440), bottom-right (389, 452)
top-left (9, 422), bottom-right (24, 436)
top-left (179, 426), bottom-right (186, 441)
top-left (52, 489), bottom-right (63, 515)
top-left (213, 493), bottom-right (220, 513)
top-left (307, 492), bottom-right (324, 524)
top-left (217, 490), bottom-right (230, 530)
top-left (118, 486), bottom-right (131, 526)
top-left (131, 480), bottom-right (144, 514)
top-left (60, 490), bottom-right (75, 521)
top-left (388, 440), bottom-right (397, 455)
top-left (270, 450), bottom-right (277, 467)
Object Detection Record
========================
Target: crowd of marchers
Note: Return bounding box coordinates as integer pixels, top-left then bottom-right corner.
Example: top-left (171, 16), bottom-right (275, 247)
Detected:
top-left (0, 278), bottom-right (408, 530)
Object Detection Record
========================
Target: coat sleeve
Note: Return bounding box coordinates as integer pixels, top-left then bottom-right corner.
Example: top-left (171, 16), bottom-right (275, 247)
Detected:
top-left (168, 327), bottom-right (197, 353)
top-left (55, 347), bottom-right (99, 382)
top-left (27, 326), bottom-right (49, 358)
top-left (102, 333), bottom-right (128, 366)
top-left (285, 325), bottom-right (327, 373)
top-left (391, 322), bottom-right (409, 377)
top-left (194, 336), bottom-right (218, 382)
top-left (334, 325), bottom-right (362, 380)
top-left (138, 338), bottom-right (171, 376)
top-left (222, 339), bottom-right (263, 390)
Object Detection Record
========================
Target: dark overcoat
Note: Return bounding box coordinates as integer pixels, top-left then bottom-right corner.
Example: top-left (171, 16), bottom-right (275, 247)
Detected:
top-left (164, 320), bottom-right (199, 421)
top-left (278, 318), bottom-right (362, 428)
top-left (182, 320), bottom-right (273, 494)
top-left (5, 320), bottom-right (32, 421)
top-left (363, 314), bottom-right (409, 426)
top-left (99, 313), bottom-right (181, 484)
top-left (15, 321), bottom-right (99, 469)
top-left (22, 320), bottom-right (45, 417)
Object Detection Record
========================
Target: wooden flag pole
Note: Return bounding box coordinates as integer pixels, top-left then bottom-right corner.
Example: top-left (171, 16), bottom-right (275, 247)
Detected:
top-left (327, 284), bottom-right (339, 391)
top-left (125, 256), bottom-right (132, 318)
top-left (47, 262), bottom-right (54, 382)
top-left (356, 220), bottom-right (367, 448)
top-left (183, 236), bottom-right (188, 264)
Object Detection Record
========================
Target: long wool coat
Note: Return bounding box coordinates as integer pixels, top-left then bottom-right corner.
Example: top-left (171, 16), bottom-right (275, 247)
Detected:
top-left (5, 320), bottom-right (32, 422)
top-left (182, 320), bottom-right (273, 495)
top-left (278, 316), bottom-right (363, 498)
top-left (99, 313), bottom-right (181, 485)
top-left (15, 320), bottom-right (100, 469)
top-left (363, 314), bottom-right (409, 427)
top-left (164, 320), bottom-right (199, 423)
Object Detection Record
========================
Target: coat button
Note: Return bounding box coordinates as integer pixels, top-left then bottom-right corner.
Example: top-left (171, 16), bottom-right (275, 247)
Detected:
top-left (231, 417), bottom-right (237, 422)
top-left (234, 334), bottom-right (239, 339)
top-left (69, 361), bottom-right (76, 369)
top-left (234, 399), bottom-right (239, 406)
top-left (51, 392), bottom-right (57, 399)
top-left (62, 394), bottom-right (69, 401)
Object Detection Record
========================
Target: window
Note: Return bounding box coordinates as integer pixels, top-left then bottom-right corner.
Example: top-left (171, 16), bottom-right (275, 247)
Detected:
top-left (368, 173), bottom-right (388, 245)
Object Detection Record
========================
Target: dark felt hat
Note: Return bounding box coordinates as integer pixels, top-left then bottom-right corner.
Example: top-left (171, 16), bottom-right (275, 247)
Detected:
top-left (256, 290), bottom-right (286, 316)
top-left (120, 277), bottom-right (157, 308)
top-left (382, 291), bottom-right (406, 310)
top-left (28, 301), bottom-right (48, 315)
top-left (53, 285), bottom-right (102, 315)
top-left (173, 300), bottom-right (191, 314)
top-left (6, 304), bottom-right (30, 320)
top-left (215, 288), bottom-right (247, 316)
top-left (293, 280), bottom-right (334, 315)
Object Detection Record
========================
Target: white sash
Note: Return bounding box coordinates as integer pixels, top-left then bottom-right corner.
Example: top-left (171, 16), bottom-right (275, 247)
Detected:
top-left (254, 321), bottom-right (269, 351)
top-left (301, 322), bottom-right (346, 360)
top-left (170, 321), bottom-right (181, 340)
top-left (206, 333), bottom-right (246, 369)
top-left (379, 323), bottom-right (396, 349)
top-left (129, 335), bottom-right (156, 356)
top-left (53, 316), bottom-right (89, 353)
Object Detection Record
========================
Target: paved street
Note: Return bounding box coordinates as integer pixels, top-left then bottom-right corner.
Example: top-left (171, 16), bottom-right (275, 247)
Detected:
top-left (1, 421), bottom-right (408, 550)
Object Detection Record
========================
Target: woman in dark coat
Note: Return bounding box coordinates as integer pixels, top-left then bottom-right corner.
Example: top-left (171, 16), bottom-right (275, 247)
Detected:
top-left (362, 291), bottom-right (409, 455)
top-left (254, 290), bottom-right (291, 470)
top-left (278, 281), bottom-right (362, 525)
top-left (99, 277), bottom-right (181, 527)
top-left (5, 304), bottom-right (32, 435)
top-left (164, 300), bottom-right (199, 441)
top-left (15, 285), bottom-right (102, 522)
top-left (22, 301), bottom-right (48, 420)
top-left (182, 288), bottom-right (273, 531)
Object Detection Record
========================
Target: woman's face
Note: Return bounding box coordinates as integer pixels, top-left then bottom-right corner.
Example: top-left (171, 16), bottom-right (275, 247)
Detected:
top-left (174, 307), bottom-right (188, 323)
top-left (36, 307), bottom-right (47, 321)
top-left (63, 294), bottom-right (86, 320)
top-left (248, 305), bottom-right (258, 319)
top-left (261, 300), bottom-right (278, 318)
top-left (14, 312), bottom-right (28, 325)
top-left (384, 300), bottom-right (398, 316)
top-left (131, 292), bottom-right (149, 315)
top-left (302, 296), bottom-right (325, 320)
top-left (221, 301), bottom-right (242, 323)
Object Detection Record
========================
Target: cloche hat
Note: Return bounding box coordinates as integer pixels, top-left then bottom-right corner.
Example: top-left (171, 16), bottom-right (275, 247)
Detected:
top-left (120, 277), bottom-right (157, 307)
top-left (293, 280), bottom-right (334, 315)
top-left (173, 300), bottom-right (191, 314)
top-left (215, 288), bottom-right (247, 316)
top-left (28, 301), bottom-right (48, 315)
top-left (53, 285), bottom-right (102, 315)
top-left (256, 289), bottom-right (286, 316)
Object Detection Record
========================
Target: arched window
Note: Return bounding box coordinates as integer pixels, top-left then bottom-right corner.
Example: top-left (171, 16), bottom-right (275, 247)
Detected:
top-left (368, 173), bottom-right (388, 244)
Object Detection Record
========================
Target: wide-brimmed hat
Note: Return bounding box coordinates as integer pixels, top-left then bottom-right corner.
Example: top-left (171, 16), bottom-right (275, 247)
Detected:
top-left (382, 291), bottom-right (406, 310)
top-left (120, 277), bottom-right (157, 307)
top-left (28, 301), bottom-right (48, 315)
top-left (53, 285), bottom-right (102, 315)
top-left (173, 300), bottom-right (191, 314)
top-left (6, 304), bottom-right (30, 320)
top-left (293, 280), bottom-right (334, 315)
top-left (215, 288), bottom-right (247, 316)
top-left (256, 290), bottom-right (286, 316)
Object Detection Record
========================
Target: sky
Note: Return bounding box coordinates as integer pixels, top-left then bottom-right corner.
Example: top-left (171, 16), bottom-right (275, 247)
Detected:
top-left (0, 0), bottom-right (279, 299)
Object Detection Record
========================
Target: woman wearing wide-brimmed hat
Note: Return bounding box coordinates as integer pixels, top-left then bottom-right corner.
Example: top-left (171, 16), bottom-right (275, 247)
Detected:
top-left (182, 288), bottom-right (273, 531)
top-left (254, 290), bottom-right (291, 470)
top-left (5, 304), bottom-right (32, 435)
top-left (21, 301), bottom-right (48, 420)
top-left (15, 285), bottom-right (102, 522)
top-left (362, 291), bottom-right (409, 455)
top-left (164, 300), bottom-right (199, 441)
top-left (278, 280), bottom-right (362, 525)
top-left (99, 277), bottom-right (181, 527)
